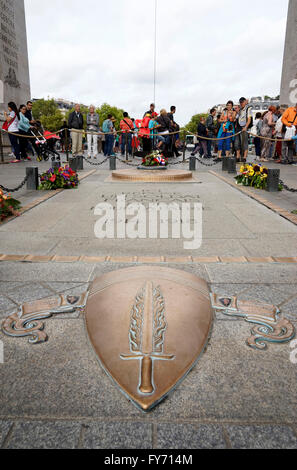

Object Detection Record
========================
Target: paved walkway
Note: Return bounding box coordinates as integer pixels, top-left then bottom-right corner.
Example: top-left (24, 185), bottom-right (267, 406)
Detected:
top-left (0, 151), bottom-right (296, 449)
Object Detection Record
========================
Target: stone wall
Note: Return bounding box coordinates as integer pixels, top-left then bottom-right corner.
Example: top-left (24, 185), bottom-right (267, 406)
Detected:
top-left (280, 0), bottom-right (297, 107)
top-left (0, 0), bottom-right (31, 118)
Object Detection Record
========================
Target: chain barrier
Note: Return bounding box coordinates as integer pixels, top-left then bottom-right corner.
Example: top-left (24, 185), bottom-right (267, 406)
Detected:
top-left (81, 156), bottom-right (109, 166)
top-left (279, 179), bottom-right (297, 193)
top-left (169, 159), bottom-right (189, 166)
top-left (193, 156), bottom-right (220, 167)
top-left (115, 157), bottom-right (140, 167)
top-left (0, 175), bottom-right (29, 193)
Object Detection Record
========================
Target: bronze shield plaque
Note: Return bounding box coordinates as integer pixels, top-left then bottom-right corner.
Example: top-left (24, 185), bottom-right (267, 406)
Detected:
top-left (85, 266), bottom-right (213, 411)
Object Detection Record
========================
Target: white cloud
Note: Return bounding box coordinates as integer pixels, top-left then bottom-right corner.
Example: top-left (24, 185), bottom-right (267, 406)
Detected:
top-left (24, 0), bottom-right (289, 124)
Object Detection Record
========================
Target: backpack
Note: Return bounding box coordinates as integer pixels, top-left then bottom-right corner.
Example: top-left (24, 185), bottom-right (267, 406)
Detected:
top-left (102, 119), bottom-right (111, 133)
top-left (246, 106), bottom-right (253, 129)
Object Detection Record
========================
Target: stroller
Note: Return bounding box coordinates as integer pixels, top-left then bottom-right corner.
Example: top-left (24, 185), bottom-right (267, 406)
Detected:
top-left (31, 123), bottom-right (61, 162)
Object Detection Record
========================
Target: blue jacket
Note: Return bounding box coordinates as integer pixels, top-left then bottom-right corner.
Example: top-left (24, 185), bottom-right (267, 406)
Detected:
top-left (19, 113), bottom-right (31, 132)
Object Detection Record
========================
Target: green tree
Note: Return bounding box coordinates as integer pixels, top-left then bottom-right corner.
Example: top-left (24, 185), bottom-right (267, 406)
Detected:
top-left (185, 113), bottom-right (208, 134)
top-left (96, 103), bottom-right (125, 129)
top-left (32, 99), bottom-right (64, 132)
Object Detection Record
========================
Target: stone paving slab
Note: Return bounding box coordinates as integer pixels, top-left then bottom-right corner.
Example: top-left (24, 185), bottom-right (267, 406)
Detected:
top-left (81, 422), bottom-right (153, 449)
top-left (225, 424), bottom-right (297, 449)
top-left (155, 423), bottom-right (226, 449)
top-left (4, 421), bottom-right (81, 449)
top-left (0, 421), bottom-right (12, 447)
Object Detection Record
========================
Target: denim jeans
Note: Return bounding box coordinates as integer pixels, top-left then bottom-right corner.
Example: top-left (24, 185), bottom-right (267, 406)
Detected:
top-left (207, 135), bottom-right (214, 156)
top-left (105, 134), bottom-right (114, 156)
top-left (121, 132), bottom-right (132, 155)
top-left (8, 133), bottom-right (21, 159)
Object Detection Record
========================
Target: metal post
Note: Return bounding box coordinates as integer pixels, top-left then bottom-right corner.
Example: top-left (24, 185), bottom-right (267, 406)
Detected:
top-left (65, 128), bottom-right (69, 162)
top-left (109, 155), bottom-right (116, 171)
top-left (228, 157), bottom-right (237, 174)
top-left (183, 130), bottom-right (186, 162)
top-left (0, 131), bottom-right (4, 163)
top-left (222, 157), bottom-right (229, 171)
top-left (266, 169), bottom-right (280, 192)
top-left (76, 155), bottom-right (84, 170)
top-left (69, 157), bottom-right (77, 172)
top-left (26, 167), bottom-right (39, 190)
top-left (189, 156), bottom-right (196, 171)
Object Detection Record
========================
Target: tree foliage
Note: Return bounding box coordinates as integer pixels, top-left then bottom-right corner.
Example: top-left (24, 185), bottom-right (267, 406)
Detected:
top-left (32, 99), bottom-right (64, 132)
top-left (185, 113), bottom-right (208, 134)
top-left (32, 99), bottom-right (126, 132)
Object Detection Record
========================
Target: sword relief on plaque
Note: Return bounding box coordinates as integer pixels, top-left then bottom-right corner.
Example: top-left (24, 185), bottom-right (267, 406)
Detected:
top-left (120, 281), bottom-right (175, 395)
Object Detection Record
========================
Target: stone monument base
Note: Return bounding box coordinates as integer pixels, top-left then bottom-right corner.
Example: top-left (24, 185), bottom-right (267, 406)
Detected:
top-left (110, 169), bottom-right (193, 182)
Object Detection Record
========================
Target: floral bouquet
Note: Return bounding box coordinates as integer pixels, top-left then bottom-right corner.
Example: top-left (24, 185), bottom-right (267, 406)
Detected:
top-left (235, 164), bottom-right (269, 190)
top-left (38, 166), bottom-right (79, 190)
top-left (0, 189), bottom-right (21, 221)
top-left (142, 150), bottom-right (168, 167)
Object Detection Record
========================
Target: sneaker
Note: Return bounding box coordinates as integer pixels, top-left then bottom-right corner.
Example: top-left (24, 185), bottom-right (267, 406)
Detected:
top-left (11, 159), bottom-right (21, 163)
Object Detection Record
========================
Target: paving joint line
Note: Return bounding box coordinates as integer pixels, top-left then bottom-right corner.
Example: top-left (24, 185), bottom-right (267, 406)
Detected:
top-left (0, 255), bottom-right (296, 264)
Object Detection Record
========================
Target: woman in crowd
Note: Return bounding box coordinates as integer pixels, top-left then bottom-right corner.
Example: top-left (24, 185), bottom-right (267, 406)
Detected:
top-left (4, 102), bottom-right (21, 163)
top-left (252, 112), bottom-right (263, 160)
top-left (156, 109), bottom-right (171, 153)
top-left (191, 117), bottom-right (208, 157)
top-left (18, 104), bottom-right (33, 160)
top-left (86, 105), bottom-right (100, 158)
top-left (217, 101), bottom-right (236, 159)
top-left (260, 106), bottom-right (276, 162)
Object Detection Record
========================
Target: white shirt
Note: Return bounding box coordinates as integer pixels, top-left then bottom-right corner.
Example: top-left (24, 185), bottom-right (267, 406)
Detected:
top-left (8, 111), bottom-right (19, 132)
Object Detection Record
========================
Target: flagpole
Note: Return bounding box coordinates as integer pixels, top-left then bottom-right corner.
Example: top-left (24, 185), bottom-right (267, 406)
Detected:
top-left (153, 0), bottom-right (157, 105)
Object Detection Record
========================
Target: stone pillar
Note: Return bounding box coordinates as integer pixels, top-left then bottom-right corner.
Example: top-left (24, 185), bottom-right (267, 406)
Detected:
top-left (0, 0), bottom-right (31, 152)
top-left (280, 0), bottom-right (297, 107)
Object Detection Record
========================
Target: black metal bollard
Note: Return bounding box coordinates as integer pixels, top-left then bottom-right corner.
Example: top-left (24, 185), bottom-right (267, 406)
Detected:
top-left (222, 157), bottom-right (229, 171)
top-left (266, 169), bottom-right (280, 192)
top-left (228, 157), bottom-right (237, 174)
top-left (26, 167), bottom-right (39, 190)
top-left (109, 155), bottom-right (116, 170)
top-left (76, 155), bottom-right (84, 170)
top-left (189, 156), bottom-right (196, 171)
top-left (69, 157), bottom-right (77, 172)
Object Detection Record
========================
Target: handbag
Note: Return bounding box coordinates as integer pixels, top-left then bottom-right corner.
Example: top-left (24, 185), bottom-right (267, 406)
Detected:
top-left (282, 111), bottom-right (297, 135)
top-left (2, 114), bottom-right (16, 131)
top-left (285, 125), bottom-right (296, 140)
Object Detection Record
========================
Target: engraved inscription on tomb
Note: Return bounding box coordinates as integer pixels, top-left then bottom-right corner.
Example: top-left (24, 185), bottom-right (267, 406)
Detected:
top-left (0, 0), bottom-right (20, 88)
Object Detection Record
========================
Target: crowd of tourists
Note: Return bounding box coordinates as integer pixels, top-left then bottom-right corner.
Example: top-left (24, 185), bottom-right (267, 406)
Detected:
top-left (65, 103), bottom-right (181, 159)
top-left (3, 99), bottom-right (297, 164)
top-left (3, 101), bottom-right (41, 162)
top-left (193, 99), bottom-right (297, 165)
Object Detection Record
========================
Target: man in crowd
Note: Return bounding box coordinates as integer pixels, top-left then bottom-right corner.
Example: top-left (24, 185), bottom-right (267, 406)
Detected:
top-left (206, 108), bottom-right (217, 158)
top-left (282, 103), bottom-right (297, 164)
top-left (167, 106), bottom-right (181, 157)
top-left (102, 114), bottom-right (115, 157)
top-left (24, 100), bottom-right (40, 158)
top-left (143, 103), bottom-right (158, 119)
top-left (68, 104), bottom-right (84, 157)
top-left (237, 97), bottom-right (252, 162)
top-left (120, 112), bottom-right (134, 157)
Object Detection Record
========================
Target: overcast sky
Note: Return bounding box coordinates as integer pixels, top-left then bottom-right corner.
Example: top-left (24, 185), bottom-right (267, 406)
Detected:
top-left (24, 0), bottom-right (289, 125)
